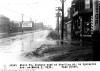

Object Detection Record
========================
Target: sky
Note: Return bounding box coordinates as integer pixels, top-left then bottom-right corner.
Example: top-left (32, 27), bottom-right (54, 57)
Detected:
top-left (0, 0), bottom-right (73, 29)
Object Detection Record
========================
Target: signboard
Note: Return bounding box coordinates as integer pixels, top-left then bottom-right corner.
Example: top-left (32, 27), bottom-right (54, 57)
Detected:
top-left (56, 13), bottom-right (61, 17)
top-left (85, 0), bottom-right (90, 9)
top-left (22, 22), bottom-right (32, 27)
top-left (93, 0), bottom-right (99, 31)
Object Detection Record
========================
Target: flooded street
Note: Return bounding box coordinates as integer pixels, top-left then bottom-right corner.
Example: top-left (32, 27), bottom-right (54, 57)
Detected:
top-left (0, 0), bottom-right (98, 70)
top-left (0, 30), bottom-right (55, 63)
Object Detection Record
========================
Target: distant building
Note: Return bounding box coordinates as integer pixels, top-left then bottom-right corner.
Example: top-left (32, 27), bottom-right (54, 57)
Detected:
top-left (0, 15), bottom-right (10, 33)
top-left (33, 22), bottom-right (48, 30)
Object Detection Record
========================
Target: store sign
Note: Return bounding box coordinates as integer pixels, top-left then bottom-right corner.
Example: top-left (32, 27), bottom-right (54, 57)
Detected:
top-left (85, 0), bottom-right (90, 9)
top-left (93, 0), bottom-right (99, 30)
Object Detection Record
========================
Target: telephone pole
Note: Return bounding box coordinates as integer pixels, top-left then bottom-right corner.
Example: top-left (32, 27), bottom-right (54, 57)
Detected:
top-left (56, 7), bottom-right (61, 34)
top-left (21, 14), bottom-right (24, 51)
top-left (60, 0), bottom-right (66, 44)
top-left (21, 14), bottom-right (24, 34)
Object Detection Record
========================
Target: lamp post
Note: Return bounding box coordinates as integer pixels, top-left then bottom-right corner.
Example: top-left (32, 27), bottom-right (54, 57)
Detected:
top-left (60, 0), bottom-right (66, 44)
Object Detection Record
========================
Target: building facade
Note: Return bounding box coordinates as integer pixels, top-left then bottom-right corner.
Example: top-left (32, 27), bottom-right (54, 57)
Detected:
top-left (64, 8), bottom-right (72, 41)
top-left (70, 0), bottom-right (94, 41)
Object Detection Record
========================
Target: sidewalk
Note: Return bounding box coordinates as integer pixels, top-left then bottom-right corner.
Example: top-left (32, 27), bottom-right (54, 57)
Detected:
top-left (31, 39), bottom-right (93, 61)
top-left (21, 30), bottom-right (93, 61)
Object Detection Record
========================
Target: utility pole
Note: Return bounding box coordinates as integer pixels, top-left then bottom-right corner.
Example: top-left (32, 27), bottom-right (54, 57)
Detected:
top-left (57, 10), bottom-right (60, 34)
top-left (30, 17), bottom-right (33, 31)
top-left (21, 14), bottom-right (24, 34)
top-left (56, 7), bottom-right (61, 34)
top-left (21, 14), bottom-right (24, 51)
top-left (60, 0), bottom-right (66, 44)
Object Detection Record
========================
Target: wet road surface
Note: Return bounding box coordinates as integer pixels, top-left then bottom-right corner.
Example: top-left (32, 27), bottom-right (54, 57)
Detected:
top-left (0, 30), bottom-right (55, 62)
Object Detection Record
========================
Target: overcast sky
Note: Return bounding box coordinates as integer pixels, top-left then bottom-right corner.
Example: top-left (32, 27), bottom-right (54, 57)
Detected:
top-left (0, 0), bottom-right (73, 29)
